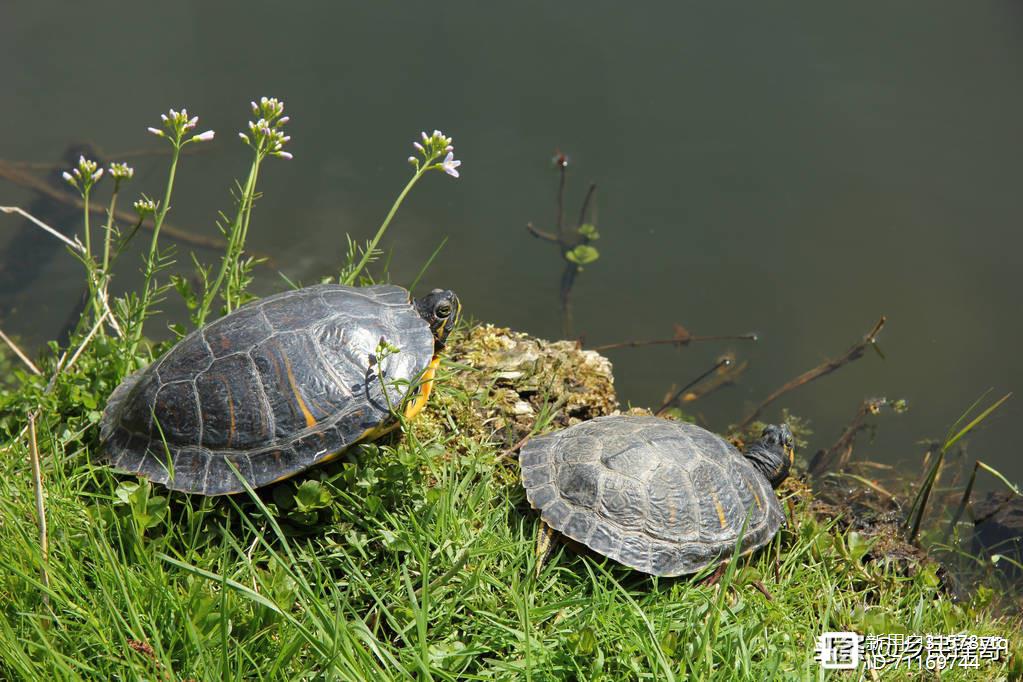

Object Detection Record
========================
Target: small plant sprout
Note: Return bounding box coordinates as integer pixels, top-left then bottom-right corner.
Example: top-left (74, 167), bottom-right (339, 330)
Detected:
top-left (374, 337), bottom-right (402, 361)
top-left (344, 129), bottom-right (462, 284)
top-left (372, 337), bottom-right (403, 413)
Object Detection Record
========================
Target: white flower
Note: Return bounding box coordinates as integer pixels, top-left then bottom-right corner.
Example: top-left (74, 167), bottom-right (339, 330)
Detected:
top-left (109, 162), bottom-right (134, 180)
top-left (440, 151), bottom-right (461, 178)
top-left (191, 130), bottom-right (215, 142)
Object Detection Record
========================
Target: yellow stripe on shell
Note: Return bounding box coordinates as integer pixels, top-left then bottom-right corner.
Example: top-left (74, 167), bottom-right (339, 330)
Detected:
top-left (282, 354), bottom-right (317, 429)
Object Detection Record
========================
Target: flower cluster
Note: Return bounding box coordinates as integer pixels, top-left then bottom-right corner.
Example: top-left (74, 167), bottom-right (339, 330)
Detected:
top-left (239, 97), bottom-right (292, 160)
top-left (108, 162), bottom-right (134, 190)
top-left (147, 108), bottom-right (215, 147)
top-left (62, 156), bottom-right (104, 193)
top-left (408, 129), bottom-right (461, 178)
top-left (133, 196), bottom-right (158, 218)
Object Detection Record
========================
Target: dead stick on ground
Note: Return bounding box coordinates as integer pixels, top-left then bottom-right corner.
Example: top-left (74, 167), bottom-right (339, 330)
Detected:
top-left (737, 316), bottom-right (887, 430)
top-left (28, 414), bottom-right (50, 607)
top-left (496, 431), bottom-right (535, 462)
top-left (0, 327), bottom-right (41, 375)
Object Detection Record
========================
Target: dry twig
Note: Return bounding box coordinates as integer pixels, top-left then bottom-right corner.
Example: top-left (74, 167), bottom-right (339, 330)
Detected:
top-left (592, 325), bottom-right (757, 352)
top-left (2, 205), bottom-right (125, 338)
top-left (737, 316), bottom-right (886, 430)
top-left (28, 414), bottom-right (51, 607)
top-left (0, 327), bottom-right (41, 375)
top-left (655, 357), bottom-right (733, 416)
top-left (808, 397), bottom-right (889, 476)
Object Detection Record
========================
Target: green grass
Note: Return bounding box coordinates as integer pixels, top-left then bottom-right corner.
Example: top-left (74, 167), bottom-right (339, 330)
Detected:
top-left (1, 356), bottom-right (1020, 680)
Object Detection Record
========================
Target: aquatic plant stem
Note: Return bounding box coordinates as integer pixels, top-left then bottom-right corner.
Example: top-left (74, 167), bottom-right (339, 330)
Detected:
top-left (345, 164), bottom-right (428, 286)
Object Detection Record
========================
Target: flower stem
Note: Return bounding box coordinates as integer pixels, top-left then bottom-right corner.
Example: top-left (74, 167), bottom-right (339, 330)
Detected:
top-left (102, 188), bottom-right (119, 278)
top-left (129, 143), bottom-right (182, 354)
top-left (344, 163), bottom-right (428, 286)
top-left (80, 188), bottom-right (105, 329)
top-left (197, 152), bottom-right (262, 325)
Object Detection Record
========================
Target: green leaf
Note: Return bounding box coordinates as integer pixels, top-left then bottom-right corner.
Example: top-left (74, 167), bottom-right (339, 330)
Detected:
top-left (578, 223), bottom-right (600, 240)
top-left (293, 480), bottom-right (332, 512)
top-left (565, 244), bottom-right (600, 267)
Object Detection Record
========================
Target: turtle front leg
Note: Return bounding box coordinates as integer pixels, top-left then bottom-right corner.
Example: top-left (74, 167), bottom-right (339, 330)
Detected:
top-left (535, 520), bottom-right (559, 577)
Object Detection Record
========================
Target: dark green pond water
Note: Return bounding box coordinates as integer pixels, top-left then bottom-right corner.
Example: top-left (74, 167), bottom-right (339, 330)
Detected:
top-left (2, 2), bottom-right (1021, 490)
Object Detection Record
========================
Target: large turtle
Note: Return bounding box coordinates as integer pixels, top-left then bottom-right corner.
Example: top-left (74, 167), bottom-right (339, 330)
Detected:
top-left (100, 284), bottom-right (460, 495)
top-left (520, 415), bottom-right (793, 576)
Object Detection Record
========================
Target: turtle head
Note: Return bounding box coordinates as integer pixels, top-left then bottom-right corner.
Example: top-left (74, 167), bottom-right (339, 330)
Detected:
top-left (743, 424), bottom-right (794, 488)
top-left (414, 289), bottom-right (461, 348)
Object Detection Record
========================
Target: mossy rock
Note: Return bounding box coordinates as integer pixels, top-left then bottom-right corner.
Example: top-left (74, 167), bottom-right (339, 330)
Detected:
top-left (412, 324), bottom-right (617, 451)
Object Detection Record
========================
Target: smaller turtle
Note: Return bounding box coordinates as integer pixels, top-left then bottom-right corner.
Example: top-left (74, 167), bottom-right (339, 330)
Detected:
top-left (520, 416), bottom-right (793, 577)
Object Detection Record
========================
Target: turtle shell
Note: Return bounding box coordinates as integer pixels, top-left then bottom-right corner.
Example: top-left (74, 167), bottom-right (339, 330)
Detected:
top-left (100, 284), bottom-right (434, 495)
top-left (520, 415), bottom-right (784, 576)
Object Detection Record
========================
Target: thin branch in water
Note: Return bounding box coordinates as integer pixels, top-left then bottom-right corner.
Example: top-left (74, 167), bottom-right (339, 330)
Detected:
top-left (524, 152), bottom-right (599, 337)
top-left (656, 356), bottom-right (733, 416)
top-left (0, 327), bottom-right (41, 375)
top-left (28, 414), bottom-right (51, 608)
top-left (676, 358), bottom-right (749, 405)
top-left (737, 316), bottom-right (887, 430)
top-left (592, 324), bottom-right (758, 352)
top-left (577, 182), bottom-right (597, 229)
top-left (525, 221), bottom-right (559, 242)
